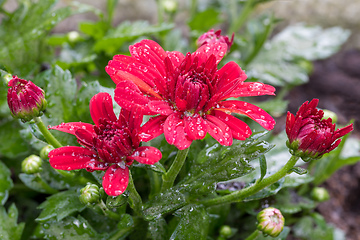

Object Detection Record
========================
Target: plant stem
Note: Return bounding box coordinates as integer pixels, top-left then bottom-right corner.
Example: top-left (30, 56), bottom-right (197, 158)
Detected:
top-left (161, 148), bottom-right (190, 191)
top-left (245, 229), bottom-right (260, 240)
top-left (127, 172), bottom-right (142, 215)
top-left (199, 155), bottom-right (299, 207)
top-left (228, 0), bottom-right (255, 34)
top-left (156, 0), bottom-right (164, 24)
top-left (33, 117), bottom-right (62, 148)
top-left (34, 173), bottom-right (59, 194)
top-left (96, 200), bottom-right (122, 220)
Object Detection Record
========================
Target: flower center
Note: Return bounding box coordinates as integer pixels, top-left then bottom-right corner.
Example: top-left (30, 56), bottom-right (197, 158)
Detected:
top-left (94, 119), bottom-right (133, 164)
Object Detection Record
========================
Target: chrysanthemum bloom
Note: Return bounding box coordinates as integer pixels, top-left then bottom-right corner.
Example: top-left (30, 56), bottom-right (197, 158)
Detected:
top-left (286, 99), bottom-right (353, 161)
top-left (106, 39), bottom-right (276, 150)
top-left (257, 207), bottom-right (284, 237)
top-left (48, 92), bottom-right (162, 196)
top-left (196, 29), bottom-right (234, 51)
top-left (7, 76), bottom-right (47, 122)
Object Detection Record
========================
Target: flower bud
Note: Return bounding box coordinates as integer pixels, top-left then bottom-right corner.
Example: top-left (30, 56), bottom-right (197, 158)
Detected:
top-left (162, 0), bottom-right (177, 13)
top-left (196, 29), bottom-right (234, 52)
top-left (311, 187), bottom-right (330, 202)
top-left (286, 99), bottom-right (353, 162)
top-left (257, 207), bottom-right (284, 237)
top-left (22, 155), bottom-right (43, 174)
top-left (219, 225), bottom-right (232, 238)
top-left (40, 145), bottom-right (55, 160)
top-left (79, 184), bottom-right (100, 205)
top-left (7, 76), bottom-right (47, 122)
top-left (322, 109), bottom-right (338, 124)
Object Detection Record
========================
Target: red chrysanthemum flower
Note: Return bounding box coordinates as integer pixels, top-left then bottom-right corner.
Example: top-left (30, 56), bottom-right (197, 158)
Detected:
top-left (106, 39), bottom-right (276, 150)
top-left (48, 92), bottom-right (162, 196)
top-left (7, 76), bottom-right (47, 122)
top-left (196, 29), bottom-right (234, 52)
top-left (286, 99), bottom-right (353, 161)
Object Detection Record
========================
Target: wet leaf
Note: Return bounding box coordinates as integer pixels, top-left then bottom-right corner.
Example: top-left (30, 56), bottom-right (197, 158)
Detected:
top-left (0, 204), bottom-right (25, 240)
top-left (0, 161), bottom-right (13, 205)
top-left (36, 190), bottom-right (86, 222)
top-left (0, 120), bottom-right (30, 158)
top-left (38, 216), bottom-right (105, 240)
top-left (148, 216), bottom-right (167, 240)
top-left (289, 167), bottom-right (308, 175)
top-left (170, 205), bottom-right (209, 240)
top-left (259, 155), bottom-right (267, 182)
top-left (93, 21), bottom-right (174, 54)
top-left (142, 188), bottom-right (187, 221)
top-left (274, 190), bottom-right (315, 214)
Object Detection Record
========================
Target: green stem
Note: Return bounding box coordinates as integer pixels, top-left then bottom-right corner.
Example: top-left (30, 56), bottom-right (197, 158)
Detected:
top-left (245, 229), bottom-right (260, 240)
top-left (34, 173), bottom-right (59, 194)
top-left (148, 169), bottom-right (161, 199)
top-left (228, 0), bottom-right (255, 34)
top-left (33, 117), bottom-right (62, 148)
top-left (161, 148), bottom-right (190, 191)
top-left (96, 200), bottom-right (122, 220)
top-left (127, 172), bottom-right (142, 215)
top-left (200, 155), bottom-right (299, 207)
top-left (156, 0), bottom-right (164, 24)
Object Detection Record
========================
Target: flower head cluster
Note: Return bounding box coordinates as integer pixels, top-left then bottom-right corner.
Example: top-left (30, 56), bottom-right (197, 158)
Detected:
top-left (106, 39), bottom-right (276, 150)
top-left (196, 29), bottom-right (234, 52)
top-left (286, 99), bottom-right (353, 161)
top-left (48, 93), bottom-right (162, 196)
top-left (7, 76), bottom-right (47, 122)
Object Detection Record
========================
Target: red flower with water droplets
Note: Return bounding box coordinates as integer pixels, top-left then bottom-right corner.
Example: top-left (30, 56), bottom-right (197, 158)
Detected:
top-left (286, 99), bottom-right (353, 161)
top-left (48, 92), bottom-right (162, 196)
top-left (196, 29), bottom-right (234, 52)
top-left (106, 39), bottom-right (276, 150)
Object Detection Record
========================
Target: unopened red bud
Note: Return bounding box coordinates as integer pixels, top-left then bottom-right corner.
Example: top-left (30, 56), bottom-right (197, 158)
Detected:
top-left (7, 76), bottom-right (47, 122)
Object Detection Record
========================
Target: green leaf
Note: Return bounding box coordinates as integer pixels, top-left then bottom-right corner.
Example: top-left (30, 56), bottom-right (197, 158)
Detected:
top-left (93, 21), bottom-right (174, 54)
top-left (259, 155), bottom-right (267, 182)
top-left (0, 120), bottom-right (30, 158)
top-left (148, 216), bottom-right (167, 240)
top-left (293, 215), bottom-right (346, 240)
top-left (256, 226), bottom-right (290, 240)
top-left (142, 188), bottom-right (187, 221)
top-left (188, 8), bottom-right (221, 31)
top-left (0, 161), bottom-right (13, 205)
top-left (170, 205), bottom-right (210, 240)
top-left (243, 178), bottom-right (284, 201)
top-left (180, 132), bottom-right (273, 197)
top-left (19, 173), bottom-right (58, 194)
top-left (289, 167), bottom-right (308, 175)
top-left (36, 190), bottom-right (86, 222)
top-left (247, 24), bottom-right (350, 87)
top-left (274, 189), bottom-right (315, 214)
top-left (0, 204), bottom-right (25, 240)
top-left (39, 216), bottom-right (103, 240)
top-left (0, 0), bottom-right (73, 76)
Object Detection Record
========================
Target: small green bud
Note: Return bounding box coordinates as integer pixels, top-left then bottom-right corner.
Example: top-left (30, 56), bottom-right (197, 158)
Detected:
top-left (311, 187), bottom-right (330, 202)
top-left (79, 184), bottom-right (100, 205)
top-left (322, 109), bottom-right (338, 124)
top-left (257, 207), bottom-right (284, 237)
top-left (219, 225), bottom-right (232, 238)
top-left (67, 31), bottom-right (81, 43)
top-left (3, 73), bottom-right (12, 84)
top-left (162, 0), bottom-right (177, 13)
top-left (22, 155), bottom-right (43, 174)
top-left (40, 145), bottom-right (55, 160)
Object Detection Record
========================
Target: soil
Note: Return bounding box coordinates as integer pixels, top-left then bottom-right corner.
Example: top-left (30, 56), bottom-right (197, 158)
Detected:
top-left (287, 49), bottom-right (360, 240)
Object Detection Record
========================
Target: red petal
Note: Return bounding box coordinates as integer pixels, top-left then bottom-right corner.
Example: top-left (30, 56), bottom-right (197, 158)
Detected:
top-left (89, 92), bottom-right (117, 127)
top-left (164, 113), bottom-right (192, 150)
top-left (129, 39), bottom-right (167, 77)
top-left (166, 51), bottom-right (185, 68)
top-left (128, 146), bottom-right (162, 164)
top-left (192, 42), bottom-right (227, 65)
top-left (286, 112), bottom-right (295, 139)
top-left (217, 61), bottom-right (246, 87)
top-left (218, 100), bottom-right (276, 131)
top-left (148, 100), bottom-right (174, 115)
top-left (205, 115), bottom-right (233, 146)
top-left (102, 165), bottom-right (129, 196)
top-left (140, 115), bottom-right (167, 141)
top-left (214, 110), bottom-right (252, 140)
top-left (183, 114), bottom-right (207, 140)
top-left (114, 81), bottom-right (155, 115)
top-left (49, 122), bottom-right (95, 136)
top-left (224, 82), bottom-right (276, 99)
top-left (49, 146), bottom-right (97, 170)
